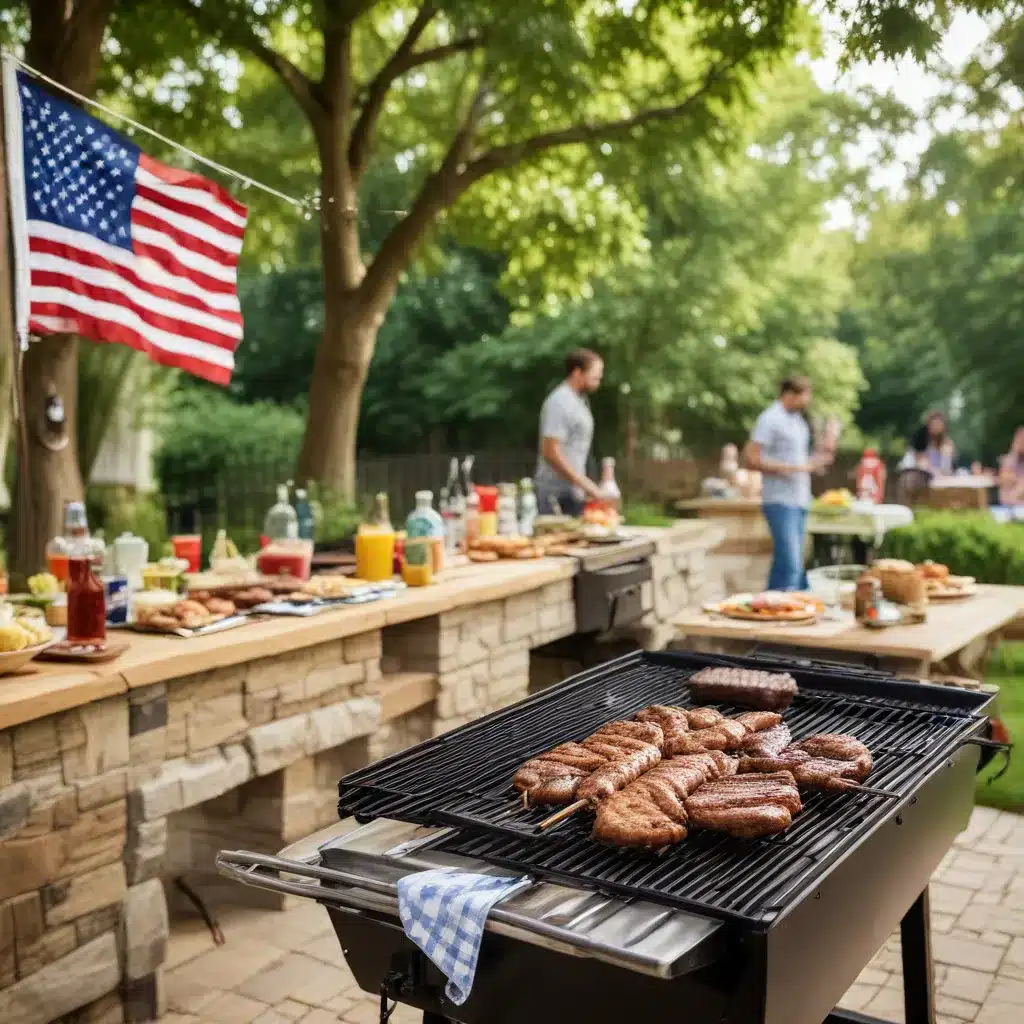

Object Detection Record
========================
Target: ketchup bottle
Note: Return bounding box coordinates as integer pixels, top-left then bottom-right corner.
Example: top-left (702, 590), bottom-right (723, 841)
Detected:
top-left (65, 502), bottom-right (106, 645)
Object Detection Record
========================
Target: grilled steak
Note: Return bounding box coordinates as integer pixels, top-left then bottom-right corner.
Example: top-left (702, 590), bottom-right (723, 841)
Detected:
top-left (686, 707), bottom-right (725, 730)
top-left (741, 723), bottom-right (793, 758)
top-left (686, 803), bottom-right (794, 839)
top-left (592, 754), bottom-right (729, 849)
top-left (594, 720), bottom-right (665, 748)
top-left (688, 667), bottom-right (798, 711)
top-left (685, 771), bottom-right (801, 838)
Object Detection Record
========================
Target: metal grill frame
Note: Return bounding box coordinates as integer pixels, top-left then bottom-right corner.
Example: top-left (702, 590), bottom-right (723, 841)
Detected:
top-left (337, 649), bottom-right (993, 928)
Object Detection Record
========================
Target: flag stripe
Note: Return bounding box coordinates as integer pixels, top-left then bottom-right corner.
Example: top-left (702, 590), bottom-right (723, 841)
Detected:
top-left (131, 220), bottom-right (239, 283)
top-left (29, 312), bottom-right (232, 385)
top-left (134, 181), bottom-right (246, 241)
top-left (135, 166), bottom-right (248, 230)
top-left (31, 276), bottom-right (239, 352)
top-left (30, 256), bottom-right (243, 340)
top-left (31, 290), bottom-right (236, 367)
top-left (131, 208), bottom-right (239, 269)
top-left (134, 191), bottom-right (245, 253)
top-left (138, 154), bottom-right (248, 222)
top-left (29, 222), bottom-right (240, 301)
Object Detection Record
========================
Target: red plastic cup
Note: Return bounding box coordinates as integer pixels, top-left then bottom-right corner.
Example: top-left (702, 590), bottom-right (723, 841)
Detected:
top-left (172, 534), bottom-right (202, 573)
top-left (475, 485), bottom-right (498, 514)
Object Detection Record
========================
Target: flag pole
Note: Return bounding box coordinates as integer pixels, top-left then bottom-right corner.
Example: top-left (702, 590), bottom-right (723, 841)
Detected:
top-left (0, 60), bottom-right (34, 585)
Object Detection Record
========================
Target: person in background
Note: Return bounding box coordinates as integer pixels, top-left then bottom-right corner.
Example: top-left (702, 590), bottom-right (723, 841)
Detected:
top-left (534, 348), bottom-right (605, 516)
top-left (743, 376), bottom-right (833, 591)
top-left (998, 426), bottom-right (1024, 507)
top-left (911, 411), bottom-right (955, 475)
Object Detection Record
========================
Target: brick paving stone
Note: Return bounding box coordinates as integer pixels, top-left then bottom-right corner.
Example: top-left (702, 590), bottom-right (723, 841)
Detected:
top-left (273, 1000), bottom-right (310, 1020)
top-left (988, 976), bottom-right (1024, 1006)
top-left (202, 991), bottom-right (271, 1024)
top-left (941, 869), bottom-right (989, 891)
top-left (1006, 937), bottom-right (1024, 968)
top-left (838, 983), bottom-right (879, 1010)
top-left (300, 933), bottom-right (345, 965)
top-left (942, 967), bottom-right (995, 1004)
top-left (325, 995), bottom-right (356, 1016)
top-left (341, 998), bottom-right (380, 1024)
top-left (857, 966), bottom-right (891, 987)
top-left (238, 952), bottom-right (331, 1005)
top-left (297, 1010), bottom-right (339, 1023)
top-left (165, 970), bottom-right (224, 1016)
top-left (933, 934), bottom-right (1006, 973)
top-left (932, 884), bottom-right (976, 915)
top-left (864, 985), bottom-right (906, 1024)
top-left (170, 937), bottom-right (286, 990)
top-left (935, 993), bottom-right (982, 1021)
top-left (976, 1003), bottom-right (1024, 1024)
top-left (253, 1013), bottom-right (292, 1024)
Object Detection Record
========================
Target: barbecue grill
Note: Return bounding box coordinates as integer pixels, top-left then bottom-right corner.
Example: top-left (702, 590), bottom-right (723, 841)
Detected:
top-left (217, 649), bottom-right (1003, 1024)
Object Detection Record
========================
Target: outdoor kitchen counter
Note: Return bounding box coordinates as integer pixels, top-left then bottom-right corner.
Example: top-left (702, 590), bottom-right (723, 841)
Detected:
top-left (0, 555), bottom-right (576, 731)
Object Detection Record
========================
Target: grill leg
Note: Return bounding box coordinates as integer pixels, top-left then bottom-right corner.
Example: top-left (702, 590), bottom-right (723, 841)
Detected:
top-left (900, 888), bottom-right (935, 1024)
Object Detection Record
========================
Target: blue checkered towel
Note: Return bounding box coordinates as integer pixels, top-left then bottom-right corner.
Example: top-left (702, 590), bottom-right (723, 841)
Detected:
top-left (397, 868), bottom-right (531, 1005)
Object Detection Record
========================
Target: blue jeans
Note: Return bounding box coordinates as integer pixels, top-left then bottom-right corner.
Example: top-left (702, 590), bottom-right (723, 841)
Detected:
top-left (763, 503), bottom-right (808, 591)
top-left (536, 485), bottom-right (585, 517)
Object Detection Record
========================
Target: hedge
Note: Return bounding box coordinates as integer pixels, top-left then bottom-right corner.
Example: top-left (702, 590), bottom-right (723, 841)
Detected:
top-left (880, 512), bottom-right (1024, 585)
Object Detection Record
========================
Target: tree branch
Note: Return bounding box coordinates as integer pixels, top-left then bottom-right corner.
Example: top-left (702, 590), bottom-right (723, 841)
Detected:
top-left (463, 63), bottom-right (734, 186)
top-left (359, 85), bottom-right (490, 316)
top-left (348, 4), bottom-right (481, 179)
top-left (172, 0), bottom-right (323, 123)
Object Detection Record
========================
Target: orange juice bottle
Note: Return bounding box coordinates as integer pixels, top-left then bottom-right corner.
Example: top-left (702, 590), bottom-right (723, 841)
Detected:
top-left (355, 493), bottom-right (395, 582)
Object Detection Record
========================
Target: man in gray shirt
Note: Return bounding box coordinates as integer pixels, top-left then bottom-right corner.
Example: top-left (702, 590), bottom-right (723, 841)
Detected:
top-left (535, 348), bottom-right (605, 515)
top-left (743, 375), bottom-right (832, 590)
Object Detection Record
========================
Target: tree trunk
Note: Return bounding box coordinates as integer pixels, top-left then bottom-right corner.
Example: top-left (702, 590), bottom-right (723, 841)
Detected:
top-left (9, 336), bottom-right (84, 578)
top-left (296, 307), bottom-right (376, 499)
top-left (6, 0), bottom-right (110, 575)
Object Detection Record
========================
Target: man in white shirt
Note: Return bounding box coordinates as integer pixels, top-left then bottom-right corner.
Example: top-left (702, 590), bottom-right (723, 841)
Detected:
top-left (535, 349), bottom-right (605, 515)
top-left (743, 375), bottom-right (832, 590)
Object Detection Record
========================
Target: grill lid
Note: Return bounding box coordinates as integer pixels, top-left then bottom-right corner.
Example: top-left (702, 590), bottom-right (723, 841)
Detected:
top-left (338, 650), bottom-right (991, 929)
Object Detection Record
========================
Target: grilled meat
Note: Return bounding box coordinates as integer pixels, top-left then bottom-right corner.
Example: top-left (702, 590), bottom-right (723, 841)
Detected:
top-left (513, 759), bottom-right (589, 804)
top-left (688, 667), bottom-right (798, 711)
top-left (594, 720), bottom-right (665, 748)
top-left (577, 741), bottom-right (662, 803)
top-left (541, 743), bottom-right (609, 772)
top-left (735, 711), bottom-right (783, 733)
top-left (592, 754), bottom-right (729, 849)
top-left (741, 723), bottom-right (793, 758)
top-left (685, 771), bottom-right (801, 838)
top-left (686, 772), bottom-right (803, 816)
top-left (687, 804), bottom-right (794, 839)
top-left (740, 733), bottom-right (873, 792)
top-left (686, 707), bottom-right (725, 730)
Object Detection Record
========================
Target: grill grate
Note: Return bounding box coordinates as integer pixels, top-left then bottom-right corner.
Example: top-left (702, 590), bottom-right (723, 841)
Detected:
top-left (338, 650), bottom-right (988, 927)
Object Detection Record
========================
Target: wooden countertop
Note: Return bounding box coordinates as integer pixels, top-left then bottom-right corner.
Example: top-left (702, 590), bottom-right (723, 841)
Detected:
top-left (0, 557), bottom-right (575, 731)
top-left (672, 585), bottom-right (1024, 663)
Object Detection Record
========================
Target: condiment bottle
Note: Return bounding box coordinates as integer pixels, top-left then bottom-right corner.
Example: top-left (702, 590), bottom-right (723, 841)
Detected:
top-left (264, 484), bottom-right (298, 541)
top-left (854, 573), bottom-right (881, 624)
top-left (497, 483), bottom-right (519, 536)
top-left (405, 490), bottom-right (445, 574)
top-left (66, 503), bottom-right (106, 645)
top-left (518, 478), bottom-right (538, 538)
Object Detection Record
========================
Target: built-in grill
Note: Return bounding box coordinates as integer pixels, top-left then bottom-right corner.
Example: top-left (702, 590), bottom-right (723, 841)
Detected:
top-left (569, 535), bottom-right (655, 634)
top-left (217, 650), bottom-right (1002, 1024)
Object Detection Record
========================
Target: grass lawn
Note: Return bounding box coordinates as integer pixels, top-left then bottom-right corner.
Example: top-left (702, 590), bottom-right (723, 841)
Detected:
top-left (975, 642), bottom-right (1024, 812)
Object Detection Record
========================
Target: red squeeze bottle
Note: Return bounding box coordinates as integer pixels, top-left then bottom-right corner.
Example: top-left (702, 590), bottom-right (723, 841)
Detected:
top-left (67, 555), bottom-right (106, 645)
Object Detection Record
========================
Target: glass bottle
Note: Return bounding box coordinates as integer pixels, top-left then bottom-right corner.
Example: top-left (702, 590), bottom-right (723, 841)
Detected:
top-left (294, 488), bottom-right (315, 541)
top-left (264, 484), bottom-right (298, 541)
top-left (518, 478), bottom-right (538, 538)
top-left (404, 490), bottom-right (445, 581)
top-left (598, 457), bottom-right (621, 504)
top-left (443, 457), bottom-right (465, 554)
top-left (66, 504), bottom-right (106, 645)
top-left (355, 493), bottom-right (396, 582)
top-left (497, 483), bottom-right (519, 536)
top-left (461, 455), bottom-right (480, 550)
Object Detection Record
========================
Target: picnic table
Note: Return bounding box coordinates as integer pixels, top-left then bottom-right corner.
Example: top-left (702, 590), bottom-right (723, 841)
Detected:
top-left (807, 501), bottom-right (913, 567)
top-left (672, 584), bottom-right (1024, 681)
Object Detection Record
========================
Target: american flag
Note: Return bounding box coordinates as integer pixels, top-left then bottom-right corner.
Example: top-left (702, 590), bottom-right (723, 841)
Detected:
top-left (3, 62), bottom-right (247, 385)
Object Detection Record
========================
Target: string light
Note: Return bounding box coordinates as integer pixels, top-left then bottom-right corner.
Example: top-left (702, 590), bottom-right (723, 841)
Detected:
top-left (4, 50), bottom-right (319, 216)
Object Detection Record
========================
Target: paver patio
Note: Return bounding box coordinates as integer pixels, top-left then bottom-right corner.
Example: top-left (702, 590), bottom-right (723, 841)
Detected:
top-left (160, 806), bottom-right (1024, 1024)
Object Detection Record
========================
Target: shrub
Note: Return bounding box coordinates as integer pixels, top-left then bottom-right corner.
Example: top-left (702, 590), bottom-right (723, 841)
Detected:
top-left (87, 486), bottom-right (169, 556)
top-left (880, 512), bottom-right (1024, 585)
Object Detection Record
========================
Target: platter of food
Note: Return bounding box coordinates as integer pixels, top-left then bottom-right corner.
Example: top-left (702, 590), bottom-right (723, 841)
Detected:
top-left (128, 591), bottom-right (252, 637)
top-left (918, 561), bottom-right (978, 600)
top-left (705, 591), bottom-right (823, 623)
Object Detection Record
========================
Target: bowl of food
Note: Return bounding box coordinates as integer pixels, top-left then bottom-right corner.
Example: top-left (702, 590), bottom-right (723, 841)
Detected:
top-left (0, 603), bottom-right (55, 675)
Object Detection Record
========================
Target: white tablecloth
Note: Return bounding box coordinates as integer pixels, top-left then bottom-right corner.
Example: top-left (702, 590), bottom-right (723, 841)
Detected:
top-left (807, 502), bottom-right (914, 545)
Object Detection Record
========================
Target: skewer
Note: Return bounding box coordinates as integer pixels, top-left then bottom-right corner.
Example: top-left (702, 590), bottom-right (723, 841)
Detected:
top-left (538, 799), bottom-right (588, 831)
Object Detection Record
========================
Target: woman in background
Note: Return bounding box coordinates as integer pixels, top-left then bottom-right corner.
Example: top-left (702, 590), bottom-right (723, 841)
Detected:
top-left (998, 427), bottom-right (1024, 508)
top-left (911, 411), bottom-right (955, 475)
